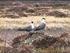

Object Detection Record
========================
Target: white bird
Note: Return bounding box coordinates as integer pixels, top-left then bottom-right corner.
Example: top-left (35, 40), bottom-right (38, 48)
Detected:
top-left (35, 18), bottom-right (46, 31)
top-left (18, 21), bottom-right (35, 32)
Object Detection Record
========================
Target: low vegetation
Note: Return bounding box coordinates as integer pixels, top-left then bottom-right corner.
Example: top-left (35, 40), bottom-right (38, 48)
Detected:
top-left (48, 11), bottom-right (68, 17)
top-left (0, 1), bottom-right (70, 53)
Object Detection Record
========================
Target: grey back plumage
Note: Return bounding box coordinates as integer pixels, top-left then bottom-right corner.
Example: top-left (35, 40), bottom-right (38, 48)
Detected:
top-left (23, 26), bottom-right (34, 31)
top-left (18, 25), bottom-right (34, 32)
top-left (35, 23), bottom-right (46, 31)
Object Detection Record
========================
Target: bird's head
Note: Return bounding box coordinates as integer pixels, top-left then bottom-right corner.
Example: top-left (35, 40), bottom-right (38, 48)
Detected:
top-left (30, 21), bottom-right (35, 29)
top-left (41, 18), bottom-right (46, 23)
top-left (31, 21), bottom-right (33, 23)
top-left (42, 18), bottom-right (45, 20)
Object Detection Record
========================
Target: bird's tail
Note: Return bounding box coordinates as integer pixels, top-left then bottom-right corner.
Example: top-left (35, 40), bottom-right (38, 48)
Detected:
top-left (17, 28), bottom-right (26, 31)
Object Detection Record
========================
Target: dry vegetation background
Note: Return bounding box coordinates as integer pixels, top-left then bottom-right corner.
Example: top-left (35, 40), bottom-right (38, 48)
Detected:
top-left (0, 1), bottom-right (70, 53)
top-left (0, 1), bottom-right (70, 29)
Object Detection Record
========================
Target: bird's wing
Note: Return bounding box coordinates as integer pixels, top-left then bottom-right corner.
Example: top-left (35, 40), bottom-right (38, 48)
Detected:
top-left (17, 25), bottom-right (31, 31)
top-left (35, 23), bottom-right (46, 30)
top-left (24, 26), bottom-right (32, 31)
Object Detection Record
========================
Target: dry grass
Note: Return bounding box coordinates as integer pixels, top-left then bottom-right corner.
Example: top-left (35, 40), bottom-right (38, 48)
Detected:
top-left (0, 16), bottom-right (70, 53)
top-left (34, 47), bottom-right (67, 53)
top-left (0, 16), bottom-right (70, 29)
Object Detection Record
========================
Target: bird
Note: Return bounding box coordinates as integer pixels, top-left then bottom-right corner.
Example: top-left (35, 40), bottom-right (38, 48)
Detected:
top-left (35, 18), bottom-right (46, 31)
top-left (18, 21), bottom-right (35, 32)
